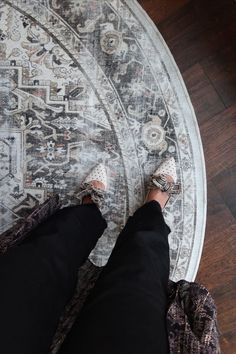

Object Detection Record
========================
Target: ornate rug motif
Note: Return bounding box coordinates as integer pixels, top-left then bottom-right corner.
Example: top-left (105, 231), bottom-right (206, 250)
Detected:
top-left (0, 0), bottom-right (206, 281)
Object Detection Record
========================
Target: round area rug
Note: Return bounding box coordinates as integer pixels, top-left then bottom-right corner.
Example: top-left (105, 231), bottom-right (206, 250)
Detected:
top-left (0, 0), bottom-right (206, 281)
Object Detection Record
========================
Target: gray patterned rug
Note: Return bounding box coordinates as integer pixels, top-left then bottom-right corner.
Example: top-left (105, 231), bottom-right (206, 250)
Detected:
top-left (0, 0), bottom-right (206, 281)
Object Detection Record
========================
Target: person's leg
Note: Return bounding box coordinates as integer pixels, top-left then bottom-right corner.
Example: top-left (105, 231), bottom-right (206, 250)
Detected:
top-left (59, 200), bottom-right (170, 354)
top-left (0, 204), bottom-right (107, 354)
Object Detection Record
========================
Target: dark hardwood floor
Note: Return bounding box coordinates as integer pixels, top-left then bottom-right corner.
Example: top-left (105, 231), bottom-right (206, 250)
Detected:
top-left (138, 1), bottom-right (236, 353)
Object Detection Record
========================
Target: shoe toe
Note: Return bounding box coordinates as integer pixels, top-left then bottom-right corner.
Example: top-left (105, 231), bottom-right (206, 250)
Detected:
top-left (84, 163), bottom-right (107, 189)
top-left (154, 157), bottom-right (177, 183)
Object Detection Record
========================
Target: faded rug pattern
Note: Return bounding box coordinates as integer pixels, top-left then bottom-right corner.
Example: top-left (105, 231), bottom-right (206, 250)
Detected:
top-left (0, 0), bottom-right (206, 281)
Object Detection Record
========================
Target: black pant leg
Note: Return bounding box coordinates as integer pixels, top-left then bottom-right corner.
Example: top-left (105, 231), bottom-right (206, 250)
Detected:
top-left (0, 204), bottom-right (107, 354)
top-left (59, 201), bottom-right (170, 354)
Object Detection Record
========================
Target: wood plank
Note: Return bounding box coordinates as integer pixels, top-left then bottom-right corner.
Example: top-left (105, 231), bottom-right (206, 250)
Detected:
top-left (182, 63), bottom-right (225, 123)
top-left (199, 104), bottom-right (236, 179)
top-left (137, 0), bottom-right (189, 23)
top-left (212, 165), bottom-right (236, 219)
top-left (158, 2), bottom-right (236, 72)
top-left (201, 45), bottom-right (236, 107)
top-left (213, 281), bottom-right (236, 353)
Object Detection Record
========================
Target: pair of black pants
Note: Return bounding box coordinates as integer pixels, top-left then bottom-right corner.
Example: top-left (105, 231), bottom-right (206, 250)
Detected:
top-left (0, 201), bottom-right (170, 354)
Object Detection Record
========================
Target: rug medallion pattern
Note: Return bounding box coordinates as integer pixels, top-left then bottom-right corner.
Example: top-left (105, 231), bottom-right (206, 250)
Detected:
top-left (0, 0), bottom-right (206, 281)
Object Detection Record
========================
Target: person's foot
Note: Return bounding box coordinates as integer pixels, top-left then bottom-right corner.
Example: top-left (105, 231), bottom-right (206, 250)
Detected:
top-left (145, 157), bottom-right (180, 210)
top-left (79, 164), bottom-right (107, 206)
top-left (82, 180), bottom-right (105, 204)
top-left (145, 175), bottom-right (174, 209)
